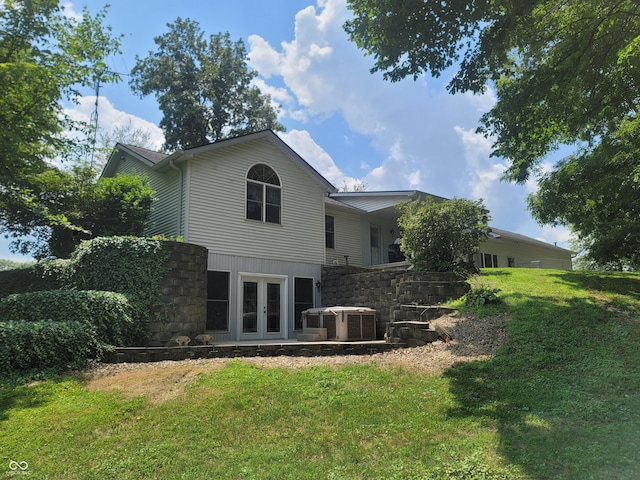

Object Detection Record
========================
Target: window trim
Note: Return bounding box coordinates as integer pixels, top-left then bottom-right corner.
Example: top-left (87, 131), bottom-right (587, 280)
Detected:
top-left (246, 164), bottom-right (282, 224)
top-left (325, 215), bottom-right (335, 249)
top-left (294, 276), bottom-right (315, 331)
top-left (481, 253), bottom-right (499, 268)
top-left (206, 270), bottom-right (231, 332)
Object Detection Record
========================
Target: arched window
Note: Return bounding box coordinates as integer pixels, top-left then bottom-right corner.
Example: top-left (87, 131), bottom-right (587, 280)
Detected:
top-left (246, 164), bottom-right (281, 224)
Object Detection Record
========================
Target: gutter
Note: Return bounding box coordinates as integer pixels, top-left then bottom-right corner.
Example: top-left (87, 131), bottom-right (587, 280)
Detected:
top-left (169, 159), bottom-right (183, 235)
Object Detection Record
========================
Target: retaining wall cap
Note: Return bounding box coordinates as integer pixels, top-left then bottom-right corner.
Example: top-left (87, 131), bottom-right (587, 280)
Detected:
top-left (303, 306), bottom-right (376, 314)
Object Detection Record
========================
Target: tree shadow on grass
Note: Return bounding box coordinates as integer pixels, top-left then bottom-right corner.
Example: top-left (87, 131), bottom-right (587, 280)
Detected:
top-left (0, 374), bottom-right (62, 422)
top-left (443, 293), bottom-right (640, 479)
top-left (551, 271), bottom-right (640, 315)
top-left (551, 270), bottom-right (640, 297)
top-left (478, 269), bottom-right (514, 277)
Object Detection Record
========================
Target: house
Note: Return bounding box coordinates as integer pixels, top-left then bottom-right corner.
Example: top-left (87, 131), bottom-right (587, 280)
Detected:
top-left (324, 191), bottom-right (574, 271)
top-left (103, 130), bottom-right (573, 342)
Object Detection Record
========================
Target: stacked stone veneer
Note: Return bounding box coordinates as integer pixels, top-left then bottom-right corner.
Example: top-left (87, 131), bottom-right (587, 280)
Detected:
top-left (147, 241), bottom-right (208, 347)
top-left (321, 264), bottom-right (470, 339)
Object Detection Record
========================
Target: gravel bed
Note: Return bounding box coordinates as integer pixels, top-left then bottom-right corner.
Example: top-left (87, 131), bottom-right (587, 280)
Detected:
top-left (83, 313), bottom-right (508, 380)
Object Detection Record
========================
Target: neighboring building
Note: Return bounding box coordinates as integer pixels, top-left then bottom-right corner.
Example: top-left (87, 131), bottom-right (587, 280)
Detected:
top-left (103, 130), bottom-right (573, 342)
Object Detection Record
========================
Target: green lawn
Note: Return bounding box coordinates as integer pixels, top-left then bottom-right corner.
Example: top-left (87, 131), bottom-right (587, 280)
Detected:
top-left (1, 269), bottom-right (639, 479)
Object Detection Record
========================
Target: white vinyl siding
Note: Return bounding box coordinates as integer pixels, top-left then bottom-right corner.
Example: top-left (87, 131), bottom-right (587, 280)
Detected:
top-left (325, 208), bottom-right (363, 266)
top-left (479, 238), bottom-right (573, 270)
top-left (109, 154), bottom-right (181, 237)
top-left (185, 138), bottom-right (326, 264)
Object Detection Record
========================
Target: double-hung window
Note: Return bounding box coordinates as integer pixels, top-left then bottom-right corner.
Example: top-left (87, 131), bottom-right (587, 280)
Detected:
top-left (206, 271), bottom-right (230, 331)
top-left (246, 164), bottom-right (281, 224)
top-left (294, 277), bottom-right (314, 330)
top-left (325, 215), bottom-right (335, 249)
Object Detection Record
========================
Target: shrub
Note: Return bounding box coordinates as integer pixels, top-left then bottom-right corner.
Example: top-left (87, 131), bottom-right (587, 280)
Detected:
top-left (463, 285), bottom-right (502, 307)
top-left (397, 197), bottom-right (490, 273)
top-left (0, 321), bottom-right (103, 374)
top-left (0, 290), bottom-right (145, 346)
top-left (0, 259), bottom-right (70, 298)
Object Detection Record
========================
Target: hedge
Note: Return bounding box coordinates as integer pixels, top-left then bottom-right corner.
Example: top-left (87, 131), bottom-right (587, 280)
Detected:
top-left (68, 236), bottom-right (168, 307)
top-left (0, 321), bottom-right (103, 374)
top-left (0, 237), bottom-right (171, 374)
top-left (0, 259), bottom-right (69, 298)
top-left (0, 290), bottom-right (146, 347)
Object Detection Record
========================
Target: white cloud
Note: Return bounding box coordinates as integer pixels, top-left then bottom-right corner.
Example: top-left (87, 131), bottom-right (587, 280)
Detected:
top-left (61, 2), bottom-right (82, 20)
top-left (362, 139), bottom-right (421, 190)
top-left (538, 224), bottom-right (574, 248)
top-left (250, 0), bottom-right (560, 243)
top-left (454, 125), bottom-right (506, 201)
top-left (247, 0), bottom-right (512, 199)
top-left (278, 129), bottom-right (346, 188)
top-left (251, 78), bottom-right (293, 119)
top-left (247, 35), bottom-right (281, 78)
top-left (65, 96), bottom-right (164, 150)
top-left (463, 87), bottom-right (497, 113)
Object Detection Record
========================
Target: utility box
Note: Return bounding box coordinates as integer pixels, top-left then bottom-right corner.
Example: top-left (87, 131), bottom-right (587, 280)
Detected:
top-left (301, 306), bottom-right (377, 341)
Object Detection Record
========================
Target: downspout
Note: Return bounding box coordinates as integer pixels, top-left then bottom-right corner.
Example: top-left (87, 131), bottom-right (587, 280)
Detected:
top-left (169, 159), bottom-right (183, 236)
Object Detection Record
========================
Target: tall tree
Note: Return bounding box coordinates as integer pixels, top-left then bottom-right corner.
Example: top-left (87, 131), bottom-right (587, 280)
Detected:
top-left (130, 18), bottom-right (285, 151)
top-left (0, 0), bottom-right (122, 252)
top-left (93, 122), bottom-right (156, 170)
top-left (0, 0), bottom-right (121, 190)
top-left (345, 0), bottom-right (640, 267)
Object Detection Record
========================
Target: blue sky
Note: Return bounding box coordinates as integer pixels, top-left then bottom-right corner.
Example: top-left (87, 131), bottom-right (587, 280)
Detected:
top-left (1, 0), bottom-right (572, 261)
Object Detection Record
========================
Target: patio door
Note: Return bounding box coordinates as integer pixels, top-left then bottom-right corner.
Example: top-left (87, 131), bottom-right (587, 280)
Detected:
top-left (239, 275), bottom-right (286, 340)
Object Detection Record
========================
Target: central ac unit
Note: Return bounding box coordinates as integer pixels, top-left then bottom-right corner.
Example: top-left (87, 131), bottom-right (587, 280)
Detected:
top-left (301, 306), bottom-right (376, 341)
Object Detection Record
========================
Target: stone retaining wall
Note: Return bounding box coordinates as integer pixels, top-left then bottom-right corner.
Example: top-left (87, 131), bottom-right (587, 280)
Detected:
top-left (103, 342), bottom-right (396, 363)
top-left (147, 241), bottom-right (208, 346)
top-left (321, 264), bottom-right (469, 338)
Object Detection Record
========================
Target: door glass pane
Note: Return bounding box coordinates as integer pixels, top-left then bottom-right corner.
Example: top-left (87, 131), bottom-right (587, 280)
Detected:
top-left (370, 226), bottom-right (380, 248)
top-left (370, 225), bottom-right (381, 264)
top-left (242, 281), bottom-right (258, 333)
top-left (266, 282), bottom-right (281, 333)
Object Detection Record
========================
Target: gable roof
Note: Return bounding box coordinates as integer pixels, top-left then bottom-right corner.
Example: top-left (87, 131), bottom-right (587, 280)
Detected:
top-left (102, 130), bottom-right (336, 193)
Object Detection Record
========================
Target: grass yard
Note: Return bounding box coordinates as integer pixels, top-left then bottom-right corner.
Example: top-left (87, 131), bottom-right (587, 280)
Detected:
top-left (1, 268), bottom-right (639, 479)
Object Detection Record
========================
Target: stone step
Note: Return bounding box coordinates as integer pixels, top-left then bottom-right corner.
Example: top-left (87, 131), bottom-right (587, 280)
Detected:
top-left (386, 320), bottom-right (439, 345)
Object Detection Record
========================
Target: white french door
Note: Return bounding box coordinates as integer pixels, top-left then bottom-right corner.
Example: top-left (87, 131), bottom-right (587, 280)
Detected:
top-left (239, 275), bottom-right (287, 340)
